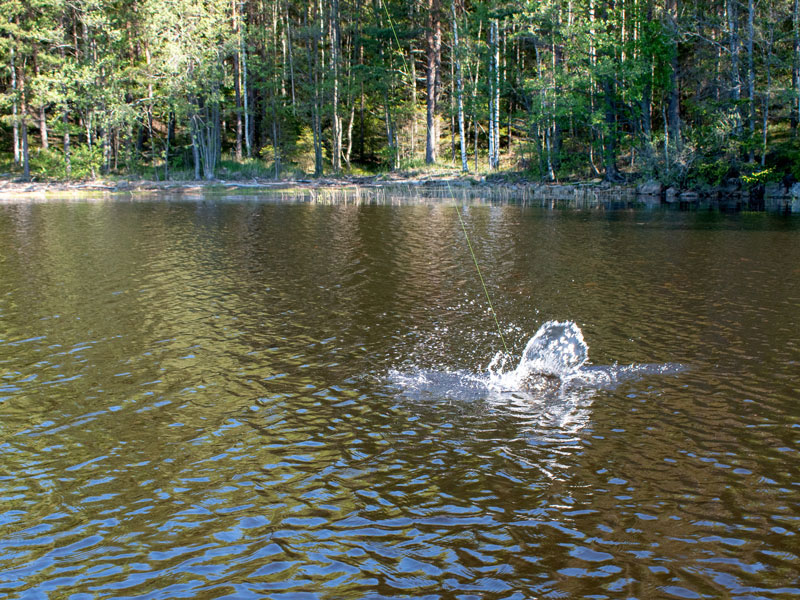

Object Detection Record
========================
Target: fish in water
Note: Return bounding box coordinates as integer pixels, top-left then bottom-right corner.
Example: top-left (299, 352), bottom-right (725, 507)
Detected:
top-left (513, 320), bottom-right (588, 392)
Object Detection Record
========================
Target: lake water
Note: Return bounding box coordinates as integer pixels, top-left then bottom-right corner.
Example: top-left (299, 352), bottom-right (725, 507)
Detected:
top-left (1, 197), bottom-right (799, 599)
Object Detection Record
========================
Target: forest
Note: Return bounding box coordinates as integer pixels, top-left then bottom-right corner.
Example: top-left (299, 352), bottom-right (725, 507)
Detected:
top-left (2, 0), bottom-right (800, 187)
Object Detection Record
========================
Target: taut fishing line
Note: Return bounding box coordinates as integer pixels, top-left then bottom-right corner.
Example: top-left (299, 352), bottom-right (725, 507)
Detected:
top-left (451, 195), bottom-right (510, 355)
top-left (378, 11), bottom-right (508, 356)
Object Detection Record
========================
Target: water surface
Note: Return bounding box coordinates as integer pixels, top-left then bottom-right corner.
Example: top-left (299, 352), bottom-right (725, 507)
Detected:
top-left (1, 198), bottom-right (799, 598)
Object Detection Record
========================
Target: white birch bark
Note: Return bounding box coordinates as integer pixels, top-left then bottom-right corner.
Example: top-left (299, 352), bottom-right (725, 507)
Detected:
top-left (452, 0), bottom-right (468, 172)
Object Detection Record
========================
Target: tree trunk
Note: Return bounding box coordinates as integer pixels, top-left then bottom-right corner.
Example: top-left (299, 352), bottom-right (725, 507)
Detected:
top-left (359, 82), bottom-right (365, 163)
top-left (493, 19), bottom-right (500, 170)
top-left (144, 44), bottom-right (156, 176)
top-left (190, 95), bottom-right (220, 181)
top-left (385, 99), bottom-right (396, 170)
top-left (164, 110), bottom-right (174, 180)
top-left (450, 55), bottom-right (456, 163)
top-left (602, 77), bottom-right (621, 182)
top-left (550, 17), bottom-right (561, 173)
top-left (641, 40), bottom-right (653, 143)
top-left (793, 0), bottom-right (799, 134)
top-left (233, 0), bottom-right (243, 161)
top-left (32, 48), bottom-right (48, 151)
top-left (425, 0), bottom-right (441, 164)
top-left (11, 45), bottom-right (20, 166)
top-left (18, 58), bottom-right (30, 181)
top-left (762, 23), bottom-right (773, 166)
top-left (588, 0), bottom-right (601, 176)
top-left (534, 41), bottom-right (547, 177)
top-left (272, 106), bottom-right (281, 178)
top-left (63, 109), bottom-right (71, 177)
top-left (37, 103), bottom-right (49, 151)
top-left (285, 9), bottom-right (297, 112)
top-left (311, 2), bottom-right (323, 176)
top-left (57, 22), bottom-right (70, 177)
top-left (488, 18), bottom-right (500, 170)
top-left (452, 0), bottom-right (468, 172)
top-left (667, 0), bottom-right (681, 149)
top-left (747, 0), bottom-right (755, 161)
top-left (408, 0), bottom-right (417, 161)
top-left (330, 0), bottom-right (342, 173)
top-left (488, 21), bottom-right (495, 171)
top-left (728, 0), bottom-right (741, 136)
top-left (240, 0), bottom-right (251, 158)
top-left (191, 116), bottom-right (201, 180)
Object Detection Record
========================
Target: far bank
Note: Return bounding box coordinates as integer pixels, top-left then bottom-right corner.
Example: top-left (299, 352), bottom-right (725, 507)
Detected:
top-left (3, 175), bottom-right (800, 213)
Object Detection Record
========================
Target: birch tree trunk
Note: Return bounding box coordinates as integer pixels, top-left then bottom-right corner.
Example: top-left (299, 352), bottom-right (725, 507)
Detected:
top-left (11, 45), bottom-right (20, 166)
top-left (346, 0), bottom-right (362, 167)
top-left (233, 0), bottom-right (243, 160)
top-left (494, 19), bottom-right (500, 168)
top-left (488, 18), bottom-right (500, 170)
top-left (18, 57), bottom-right (30, 180)
top-left (240, 0), bottom-right (251, 158)
top-left (144, 44), bottom-right (157, 174)
top-left (452, 0), bottom-right (468, 172)
top-left (488, 22), bottom-right (494, 171)
top-left (330, 0), bottom-right (342, 173)
top-left (311, 1), bottom-right (323, 176)
top-left (33, 49), bottom-right (48, 150)
top-left (588, 0), bottom-right (601, 176)
top-left (63, 109), bottom-right (71, 177)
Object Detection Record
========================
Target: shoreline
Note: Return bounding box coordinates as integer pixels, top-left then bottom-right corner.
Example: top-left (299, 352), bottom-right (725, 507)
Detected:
top-left (1, 174), bottom-right (798, 212)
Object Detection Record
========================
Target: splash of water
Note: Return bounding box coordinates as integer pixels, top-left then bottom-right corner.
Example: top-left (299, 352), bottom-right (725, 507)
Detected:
top-left (390, 319), bottom-right (682, 401)
top-left (488, 320), bottom-right (589, 392)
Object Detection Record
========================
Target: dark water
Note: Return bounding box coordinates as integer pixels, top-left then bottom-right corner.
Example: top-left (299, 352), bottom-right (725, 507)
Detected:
top-left (0, 198), bottom-right (798, 599)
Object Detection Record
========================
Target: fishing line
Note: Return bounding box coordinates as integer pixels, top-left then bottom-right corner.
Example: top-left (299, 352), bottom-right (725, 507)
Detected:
top-left (453, 201), bottom-right (510, 355)
top-left (381, 2), bottom-right (411, 82)
top-left (376, 12), bottom-right (507, 355)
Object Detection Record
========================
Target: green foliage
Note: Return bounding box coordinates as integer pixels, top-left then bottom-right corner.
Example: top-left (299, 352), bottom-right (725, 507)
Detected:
top-left (287, 126), bottom-right (323, 176)
top-left (218, 157), bottom-right (275, 180)
top-left (2, 145), bottom-right (104, 181)
top-left (0, 0), bottom-right (798, 186)
top-left (741, 166), bottom-right (777, 186)
top-left (694, 158), bottom-right (730, 187)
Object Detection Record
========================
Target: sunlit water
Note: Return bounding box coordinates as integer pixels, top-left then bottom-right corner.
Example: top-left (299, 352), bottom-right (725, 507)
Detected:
top-left (1, 198), bottom-right (799, 599)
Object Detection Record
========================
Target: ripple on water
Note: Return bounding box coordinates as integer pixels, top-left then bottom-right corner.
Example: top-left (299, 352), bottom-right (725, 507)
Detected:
top-left (0, 201), bottom-right (799, 598)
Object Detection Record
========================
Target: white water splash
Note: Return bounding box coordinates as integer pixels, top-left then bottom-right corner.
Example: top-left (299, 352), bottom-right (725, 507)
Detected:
top-left (387, 320), bottom-right (683, 482)
top-left (390, 319), bottom-right (683, 401)
top-left (487, 320), bottom-right (589, 393)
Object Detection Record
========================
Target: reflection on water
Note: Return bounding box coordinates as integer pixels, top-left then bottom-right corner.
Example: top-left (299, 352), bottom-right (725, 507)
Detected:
top-left (1, 199), bottom-right (799, 598)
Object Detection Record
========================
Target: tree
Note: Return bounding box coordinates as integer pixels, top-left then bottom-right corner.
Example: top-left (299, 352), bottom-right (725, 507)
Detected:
top-left (425, 0), bottom-right (442, 164)
top-left (452, 0), bottom-right (468, 172)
